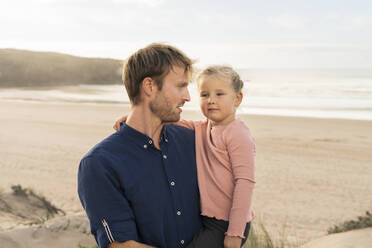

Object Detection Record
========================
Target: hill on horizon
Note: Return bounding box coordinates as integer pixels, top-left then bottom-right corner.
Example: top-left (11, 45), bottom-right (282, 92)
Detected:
top-left (0, 49), bottom-right (123, 87)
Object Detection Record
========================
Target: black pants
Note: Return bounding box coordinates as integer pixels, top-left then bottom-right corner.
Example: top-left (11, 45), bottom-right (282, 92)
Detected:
top-left (186, 216), bottom-right (251, 248)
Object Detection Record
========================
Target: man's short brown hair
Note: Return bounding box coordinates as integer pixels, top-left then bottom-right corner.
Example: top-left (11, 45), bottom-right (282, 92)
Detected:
top-left (122, 43), bottom-right (194, 105)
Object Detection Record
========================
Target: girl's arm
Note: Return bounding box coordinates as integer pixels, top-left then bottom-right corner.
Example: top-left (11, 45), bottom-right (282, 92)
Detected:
top-left (113, 116), bottom-right (197, 131)
top-left (172, 119), bottom-right (196, 130)
top-left (224, 121), bottom-right (256, 239)
top-left (113, 115), bottom-right (128, 131)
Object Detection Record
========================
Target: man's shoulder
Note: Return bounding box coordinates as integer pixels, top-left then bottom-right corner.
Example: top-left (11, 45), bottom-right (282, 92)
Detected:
top-left (165, 124), bottom-right (195, 145)
top-left (79, 131), bottom-right (138, 177)
top-left (165, 124), bottom-right (195, 136)
top-left (82, 131), bottom-right (127, 162)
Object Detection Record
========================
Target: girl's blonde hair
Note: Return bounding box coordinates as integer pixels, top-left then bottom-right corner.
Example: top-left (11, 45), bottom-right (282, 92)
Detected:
top-left (197, 65), bottom-right (244, 92)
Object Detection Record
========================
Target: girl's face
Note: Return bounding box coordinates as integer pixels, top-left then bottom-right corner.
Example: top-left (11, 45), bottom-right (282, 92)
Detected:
top-left (198, 76), bottom-right (242, 126)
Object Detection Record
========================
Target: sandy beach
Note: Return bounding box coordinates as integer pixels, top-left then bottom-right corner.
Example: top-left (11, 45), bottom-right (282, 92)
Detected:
top-left (1, 99), bottom-right (372, 247)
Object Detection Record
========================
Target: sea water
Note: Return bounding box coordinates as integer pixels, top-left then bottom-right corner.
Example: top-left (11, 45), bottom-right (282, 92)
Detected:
top-left (1, 68), bottom-right (371, 120)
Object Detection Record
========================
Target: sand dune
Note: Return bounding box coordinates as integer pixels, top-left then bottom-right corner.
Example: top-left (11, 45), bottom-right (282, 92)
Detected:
top-left (0, 185), bottom-right (64, 230)
top-left (301, 228), bottom-right (372, 248)
top-left (0, 214), bottom-right (95, 248)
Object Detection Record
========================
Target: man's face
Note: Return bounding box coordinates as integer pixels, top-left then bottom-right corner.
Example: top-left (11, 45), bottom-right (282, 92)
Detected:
top-left (150, 66), bottom-right (191, 123)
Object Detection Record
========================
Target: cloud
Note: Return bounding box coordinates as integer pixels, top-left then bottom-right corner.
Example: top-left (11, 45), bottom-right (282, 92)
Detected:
top-left (345, 15), bottom-right (371, 30)
top-left (16, 0), bottom-right (89, 3)
top-left (177, 42), bottom-right (372, 68)
top-left (3, 40), bottom-right (372, 68)
top-left (112, 0), bottom-right (165, 7)
top-left (268, 14), bottom-right (307, 30)
top-left (326, 12), bottom-right (371, 31)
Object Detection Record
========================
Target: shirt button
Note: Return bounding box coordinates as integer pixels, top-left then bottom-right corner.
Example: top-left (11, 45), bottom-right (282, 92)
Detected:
top-left (170, 181), bottom-right (175, 186)
top-left (180, 240), bottom-right (185, 245)
top-left (149, 140), bottom-right (153, 144)
top-left (143, 144), bottom-right (147, 149)
top-left (177, 210), bottom-right (181, 216)
top-left (165, 138), bottom-right (168, 142)
top-left (163, 155), bottom-right (167, 159)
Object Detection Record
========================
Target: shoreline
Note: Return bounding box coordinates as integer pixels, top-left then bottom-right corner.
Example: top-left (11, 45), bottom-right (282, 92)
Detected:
top-left (1, 80), bottom-right (372, 122)
top-left (1, 99), bottom-right (372, 246)
top-left (2, 98), bottom-right (372, 122)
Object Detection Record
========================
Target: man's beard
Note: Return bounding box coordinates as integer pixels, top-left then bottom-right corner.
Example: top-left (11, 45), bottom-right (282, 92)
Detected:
top-left (149, 92), bottom-right (181, 123)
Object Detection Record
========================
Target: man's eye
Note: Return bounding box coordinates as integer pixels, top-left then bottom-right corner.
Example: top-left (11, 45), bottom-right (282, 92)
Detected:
top-left (217, 93), bottom-right (224, 96)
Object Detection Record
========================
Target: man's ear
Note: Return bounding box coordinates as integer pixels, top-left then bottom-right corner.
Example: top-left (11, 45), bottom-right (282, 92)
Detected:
top-left (142, 77), bottom-right (156, 97)
top-left (234, 91), bottom-right (243, 107)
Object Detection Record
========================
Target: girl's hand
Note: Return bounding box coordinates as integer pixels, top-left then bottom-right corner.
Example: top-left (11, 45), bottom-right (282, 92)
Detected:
top-left (113, 115), bottom-right (128, 131)
top-left (224, 235), bottom-right (242, 248)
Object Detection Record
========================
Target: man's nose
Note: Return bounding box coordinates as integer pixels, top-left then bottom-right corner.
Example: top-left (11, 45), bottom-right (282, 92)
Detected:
top-left (183, 88), bottom-right (191, 102)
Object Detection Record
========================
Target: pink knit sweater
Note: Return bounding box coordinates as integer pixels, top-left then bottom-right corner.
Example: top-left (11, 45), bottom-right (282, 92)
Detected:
top-left (176, 118), bottom-right (255, 238)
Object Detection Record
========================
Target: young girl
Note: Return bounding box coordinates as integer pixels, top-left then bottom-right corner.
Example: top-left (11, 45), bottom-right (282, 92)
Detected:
top-left (115, 65), bottom-right (255, 248)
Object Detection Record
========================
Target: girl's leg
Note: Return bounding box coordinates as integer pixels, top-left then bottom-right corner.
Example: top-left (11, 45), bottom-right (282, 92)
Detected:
top-left (186, 216), bottom-right (227, 248)
top-left (186, 216), bottom-right (252, 248)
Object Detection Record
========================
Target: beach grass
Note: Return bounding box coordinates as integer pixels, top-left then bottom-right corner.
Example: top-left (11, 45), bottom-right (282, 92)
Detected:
top-left (11, 184), bottom-right (65, 217)
top-left (243, 221), bottom-right (296, 248)
top-left (77, 244), bottom-right (98, 248)
top-left (328, 211), bottom-right (372, 234)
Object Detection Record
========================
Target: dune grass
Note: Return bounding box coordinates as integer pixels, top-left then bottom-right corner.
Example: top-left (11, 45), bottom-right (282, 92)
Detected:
top-left (328, 211), bottom-right (372, 234)
top-left (243, 220), bottom-right (296, 248)
top-left (243, 222), bottom-right (274, 248)
top-left (77, 244), bottom-right (98, 248)
top-left (9, 184), bottom-right (65, 224)
top-left (11, 184), bottom-right (65, 218)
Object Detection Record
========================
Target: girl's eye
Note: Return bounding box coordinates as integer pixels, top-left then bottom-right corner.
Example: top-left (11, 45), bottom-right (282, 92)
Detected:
top-left (200, 93), bottom-right (208, 97)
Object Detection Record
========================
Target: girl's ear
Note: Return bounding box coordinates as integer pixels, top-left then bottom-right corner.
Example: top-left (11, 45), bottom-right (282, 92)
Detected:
top-left (234, 91), bottom-right (243, 107)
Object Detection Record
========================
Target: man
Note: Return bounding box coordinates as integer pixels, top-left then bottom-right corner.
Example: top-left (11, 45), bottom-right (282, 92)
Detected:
top-left (78, 43), bottom-right (201, 248)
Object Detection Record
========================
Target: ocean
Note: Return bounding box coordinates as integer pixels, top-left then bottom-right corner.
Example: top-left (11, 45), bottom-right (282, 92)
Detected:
top-left (1, 68), bottom-right (372, 120)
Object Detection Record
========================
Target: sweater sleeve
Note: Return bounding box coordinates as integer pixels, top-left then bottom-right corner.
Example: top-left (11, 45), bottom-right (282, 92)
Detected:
top-left (224, 120), bottom-right (256, 238)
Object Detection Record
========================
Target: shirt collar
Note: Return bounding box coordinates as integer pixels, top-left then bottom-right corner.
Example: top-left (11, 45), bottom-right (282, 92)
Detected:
top-left (161, 125), bottom-right (169, 143)
top-left (118, 123), bottom-right (169, 148)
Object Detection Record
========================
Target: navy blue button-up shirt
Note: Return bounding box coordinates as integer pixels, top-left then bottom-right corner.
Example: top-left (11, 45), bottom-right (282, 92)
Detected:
top-left (78, 123), bottom-right (201, 248)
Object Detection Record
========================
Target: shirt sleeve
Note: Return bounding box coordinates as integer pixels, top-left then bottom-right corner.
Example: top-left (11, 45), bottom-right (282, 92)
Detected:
top-left (78, 155), bottom-right (138, 248)
top-left (223, 121), bottom-right (256, 238)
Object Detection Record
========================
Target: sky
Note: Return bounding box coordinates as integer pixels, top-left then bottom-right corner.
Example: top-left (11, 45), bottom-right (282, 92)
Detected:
top-left (1, 0), bottom-right (372, 68)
